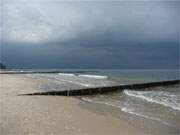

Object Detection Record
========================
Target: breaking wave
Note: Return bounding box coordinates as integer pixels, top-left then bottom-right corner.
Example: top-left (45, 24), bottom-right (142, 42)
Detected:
top-left (81, 97), bottom-right (168, 125)
top-left (58, 73), bottom-right (76, 77)
top-left (78, 74), bottom-right (108, 79)
top-left (124, 90), bottom-right (180, 111)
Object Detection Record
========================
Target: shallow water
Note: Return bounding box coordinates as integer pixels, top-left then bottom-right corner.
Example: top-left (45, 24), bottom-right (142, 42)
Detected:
top-left (28, 69), bottom-right (180, 128)
top-left (82, 85), bottom-right (180, 128)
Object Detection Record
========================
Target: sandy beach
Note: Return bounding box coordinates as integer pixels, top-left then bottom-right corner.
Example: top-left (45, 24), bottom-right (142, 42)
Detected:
top-left (0, 74), bottom-right (145, 135)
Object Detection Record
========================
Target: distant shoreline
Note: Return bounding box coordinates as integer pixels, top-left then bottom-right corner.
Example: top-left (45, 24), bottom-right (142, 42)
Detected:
top-left (0, 70), bottom-right (99, 74)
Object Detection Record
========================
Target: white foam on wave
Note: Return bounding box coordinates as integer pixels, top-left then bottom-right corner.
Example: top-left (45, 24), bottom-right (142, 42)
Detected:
top-left (81, 97), bottom-right (168, 125)
top-left (56, 77), bottom-right (94, 87)
top-left (38, 73), bottom-right (112, 88)
top-left (58, 74), bottom-right (109, 86)
top-left (58, 73), bottom-right (76, 77)
top-left (124, 90), bottom-right (180, 111)
top-left (121, 107), bottom-right (169, 125)
top-left (81, 97), bottom-right (118, 107)
top-left (78, 74), bottom-right (108, 79)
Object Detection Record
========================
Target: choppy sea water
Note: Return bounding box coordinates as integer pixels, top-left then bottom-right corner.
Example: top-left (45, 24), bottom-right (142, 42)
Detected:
top-left (27, 69), bottom-right (180, 129)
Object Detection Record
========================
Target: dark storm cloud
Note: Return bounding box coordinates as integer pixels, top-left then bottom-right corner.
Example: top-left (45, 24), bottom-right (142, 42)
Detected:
top-left (1, 0), bottom-right (179, 69)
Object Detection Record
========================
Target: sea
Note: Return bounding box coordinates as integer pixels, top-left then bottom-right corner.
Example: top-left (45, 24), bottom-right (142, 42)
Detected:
top-left (25, 69), bottom-right (180, 130)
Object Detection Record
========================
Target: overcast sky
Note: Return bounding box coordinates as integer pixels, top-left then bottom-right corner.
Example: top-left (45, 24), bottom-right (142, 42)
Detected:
top-left (0, 0), bottom-right (179, 69)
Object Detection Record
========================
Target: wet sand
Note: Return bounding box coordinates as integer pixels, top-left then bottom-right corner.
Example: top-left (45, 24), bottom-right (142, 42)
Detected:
top-left (0, 74), bottom-right (145, 135)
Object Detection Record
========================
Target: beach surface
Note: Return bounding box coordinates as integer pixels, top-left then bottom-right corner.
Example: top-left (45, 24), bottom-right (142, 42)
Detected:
top-left (0, 74), bottom-right (144, 135)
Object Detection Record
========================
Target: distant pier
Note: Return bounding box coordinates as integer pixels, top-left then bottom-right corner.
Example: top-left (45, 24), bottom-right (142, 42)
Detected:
top-left (20, 79), bottom-right (180, 96)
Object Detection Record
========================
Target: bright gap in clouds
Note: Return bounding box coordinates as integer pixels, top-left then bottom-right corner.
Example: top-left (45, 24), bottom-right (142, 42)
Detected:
top-left (2, 0), bottom-right (179, 44)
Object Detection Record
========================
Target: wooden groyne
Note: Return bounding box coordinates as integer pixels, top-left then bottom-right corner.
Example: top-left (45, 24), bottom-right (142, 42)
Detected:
top-left (20, 79), bottom-right (180, 96)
